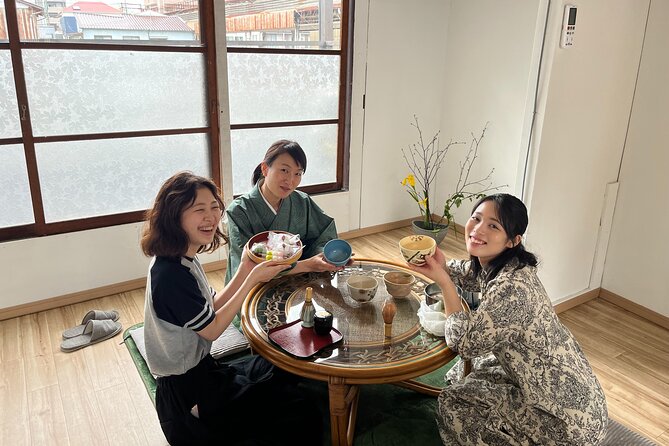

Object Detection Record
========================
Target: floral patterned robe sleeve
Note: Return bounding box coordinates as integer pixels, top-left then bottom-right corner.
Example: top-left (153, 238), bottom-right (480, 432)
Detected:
top-left (443, 279), bottom-right (520, 359)
top-left (446, 258), bottom-right (479, 292)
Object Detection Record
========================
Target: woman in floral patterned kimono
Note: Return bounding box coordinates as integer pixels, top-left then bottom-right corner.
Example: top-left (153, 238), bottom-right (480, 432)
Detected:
top-left (410, 193), bottom-right (608, 445)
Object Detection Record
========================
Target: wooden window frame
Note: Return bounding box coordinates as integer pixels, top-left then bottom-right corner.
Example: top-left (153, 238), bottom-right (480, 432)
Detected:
top-left (226, 0), bottom-right (353, 197)
top-left (0, 0), bottom-right (219, 242)
top-left (0, 0), bottom-right (355, 242)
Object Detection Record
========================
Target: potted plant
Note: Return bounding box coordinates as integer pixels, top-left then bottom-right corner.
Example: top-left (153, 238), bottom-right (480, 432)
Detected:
top-left (401, 115), bottom-right (506, 244)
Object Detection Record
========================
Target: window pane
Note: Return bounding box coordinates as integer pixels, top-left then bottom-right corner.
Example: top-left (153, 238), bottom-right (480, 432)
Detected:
top-left (0, 144), bottom-right (34, 228)
top-left (225, 0), bottom-right (341, 50)
top-left (231, 125), bottom-right (337, 196)
top-left (35, 133), bottom-right (210, 222)
top-left (22, 49), bottom-right (207, 136)
top-left (0, 51), bottom-right (21, 138)
top-left (228, 53), bottom-right (339, 124)
top-left (17, 0), bottom-right (201, 44)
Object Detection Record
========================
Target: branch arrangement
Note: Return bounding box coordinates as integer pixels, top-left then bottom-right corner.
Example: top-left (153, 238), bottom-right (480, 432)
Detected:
top-left (401, 115), bottom-right (506, 231)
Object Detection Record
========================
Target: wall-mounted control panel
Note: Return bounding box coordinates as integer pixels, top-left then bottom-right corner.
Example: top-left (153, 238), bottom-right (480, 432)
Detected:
top-left (560, 5), bottom-right (577, 48)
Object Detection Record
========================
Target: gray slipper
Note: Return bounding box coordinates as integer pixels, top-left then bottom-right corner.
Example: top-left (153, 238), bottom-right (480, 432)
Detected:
top-left (62, 310), bottom-right (120, 339)
top-left (60, 319), bottom-right (122, 352)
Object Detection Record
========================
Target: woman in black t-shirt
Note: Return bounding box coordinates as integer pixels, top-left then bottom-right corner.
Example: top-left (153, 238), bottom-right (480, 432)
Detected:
top-left (141, 171), bottom-right (322, 445)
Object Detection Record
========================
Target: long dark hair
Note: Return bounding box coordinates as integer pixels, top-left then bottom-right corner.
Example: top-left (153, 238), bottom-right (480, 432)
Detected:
top-left (252, 139), bottom-right (307, 185)
top-left (469, 193), bottom-right (538, 282)
top-left (141, 171), bottom-right (228, 257)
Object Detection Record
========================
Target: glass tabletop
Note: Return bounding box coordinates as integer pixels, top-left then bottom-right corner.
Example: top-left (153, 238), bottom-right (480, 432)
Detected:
top-left (244, 259), bottom-right (451, 370)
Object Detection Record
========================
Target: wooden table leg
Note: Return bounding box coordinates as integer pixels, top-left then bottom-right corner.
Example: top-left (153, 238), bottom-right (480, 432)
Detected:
top-left (328, 377), bottom-right (360, 446)
top-left (395, 379), bottom-right (442, 397)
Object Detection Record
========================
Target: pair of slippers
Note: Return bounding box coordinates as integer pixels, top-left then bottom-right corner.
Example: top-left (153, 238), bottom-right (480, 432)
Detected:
top-left (60, 310), bottom-right (122, 353)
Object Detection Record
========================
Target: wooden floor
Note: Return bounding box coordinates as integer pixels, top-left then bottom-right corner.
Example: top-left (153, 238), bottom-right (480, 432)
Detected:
top-left (1, 226), bottom-right (667, 445)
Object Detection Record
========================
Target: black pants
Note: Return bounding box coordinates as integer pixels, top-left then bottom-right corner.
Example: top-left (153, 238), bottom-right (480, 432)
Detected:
top-left (156, 355), bottom-right (322, 445)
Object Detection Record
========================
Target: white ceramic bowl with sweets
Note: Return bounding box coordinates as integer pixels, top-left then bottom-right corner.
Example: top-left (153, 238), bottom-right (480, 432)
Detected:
top-left (346, 274), bottom-right (379, 303)
top-left (246, 230), bottom-right (303, 265)
top-left (398, 235), bottom-right (436, 266)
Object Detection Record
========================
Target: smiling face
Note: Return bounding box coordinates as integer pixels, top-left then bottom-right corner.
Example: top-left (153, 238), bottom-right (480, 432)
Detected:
top-left (181, 187), bottom-right (223, 257)
top-left (464, 200), bottom-right (517, 267)
top-left (260, 152), bottom-right (304, 207)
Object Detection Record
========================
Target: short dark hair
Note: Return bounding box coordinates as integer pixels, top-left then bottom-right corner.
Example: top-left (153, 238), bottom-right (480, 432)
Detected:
top-left (469, 193), bottom-right (538, 281)
top-left (141, 171), bottom-right (228, 257)
top-left (252, 139), bottom-right (307, 185)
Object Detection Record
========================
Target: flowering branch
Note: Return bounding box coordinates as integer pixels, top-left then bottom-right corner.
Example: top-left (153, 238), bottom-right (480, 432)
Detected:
top-left (401, 116), bottom-right (506, 231)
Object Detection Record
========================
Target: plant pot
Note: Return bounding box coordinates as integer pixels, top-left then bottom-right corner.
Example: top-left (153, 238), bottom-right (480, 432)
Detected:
top-left (411, 220), bottom-right (449, 245)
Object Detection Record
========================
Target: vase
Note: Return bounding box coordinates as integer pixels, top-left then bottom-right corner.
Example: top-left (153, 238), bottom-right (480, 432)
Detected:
top-left (411, 220), bottom-right (449, 245)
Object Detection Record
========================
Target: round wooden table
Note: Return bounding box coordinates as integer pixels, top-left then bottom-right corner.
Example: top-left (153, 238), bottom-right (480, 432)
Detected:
top-left (241, 259), bottom-right (457, 446)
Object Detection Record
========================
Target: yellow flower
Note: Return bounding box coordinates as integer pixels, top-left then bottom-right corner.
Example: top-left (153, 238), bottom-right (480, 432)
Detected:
top-left (402, 174), bottom-right (415, 187)
top-left (418, 197), bottom-right (428, 208)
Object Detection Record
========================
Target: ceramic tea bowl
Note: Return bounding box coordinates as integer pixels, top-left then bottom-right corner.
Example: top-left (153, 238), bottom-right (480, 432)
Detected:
top-left (399, 235), bottom-right (436, 266)
top-left (346, 274), bottom-right (379, 303)
top-left (323, 239), bottom-right (352, 266)
top-left (383, 271), bottom-right (416, 298)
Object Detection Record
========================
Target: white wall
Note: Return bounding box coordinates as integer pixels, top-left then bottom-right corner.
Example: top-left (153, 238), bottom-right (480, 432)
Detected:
top-left (525, 0), bottom-right (650, 301)
top-left (602, 0), bottom-right (669, 316)
top-left (353, 0), bottom-right (451, 228)
top-left (438, 0), bottom-right (546, 223)
top-left (1, 223), bottom-right (139, 307)
top-left (355, 0), bottom-right (543, 230)
top-left (0, 221), bottom-right (224, 308)
top-left (0, 226), bottom-right (235, 312)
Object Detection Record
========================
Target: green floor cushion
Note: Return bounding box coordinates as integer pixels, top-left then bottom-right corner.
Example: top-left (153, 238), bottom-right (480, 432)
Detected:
top-left (123, 324), bottom-right (157, 404)
top-left (411, 361), bottom-right (453, 389)
top-left (355, 384), bottom-right (442, 446)
top-left (123, 322), bottom-right (252, 405)
top-left (123, 322), bottom-right (456, 445)
top-left (298, 379), bottom-right (444, 446)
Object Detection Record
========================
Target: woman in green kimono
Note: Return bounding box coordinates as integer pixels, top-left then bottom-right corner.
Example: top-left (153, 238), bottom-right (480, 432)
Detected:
top-left (225, 140), bottom-right (341, 283)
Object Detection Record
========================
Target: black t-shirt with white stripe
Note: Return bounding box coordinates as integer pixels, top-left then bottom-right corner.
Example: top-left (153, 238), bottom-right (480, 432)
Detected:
top-left (143, 255), bottom-right (215, 377)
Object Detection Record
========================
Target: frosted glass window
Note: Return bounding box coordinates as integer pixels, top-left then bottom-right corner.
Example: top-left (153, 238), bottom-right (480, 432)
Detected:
top-left (231, 125), bottom-right (337, 196)
top-left (0, 145), bottom-right (34, 228)
top-left (35, 133), bottom-right (210, 222)
top-left (228, 53), bottom-right (339, 124)
top-left (22, 49), bottom-right (207, 136)
top-left (0, 51), bottom-right (21, 138)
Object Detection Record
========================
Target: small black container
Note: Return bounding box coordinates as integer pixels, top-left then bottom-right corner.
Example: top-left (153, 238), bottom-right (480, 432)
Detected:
top-left (313, 310), bottom-right (333, 336)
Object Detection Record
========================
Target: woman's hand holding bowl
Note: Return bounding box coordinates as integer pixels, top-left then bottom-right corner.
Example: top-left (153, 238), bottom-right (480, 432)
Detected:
top-left (406, 248), bottom-right (450, 284)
